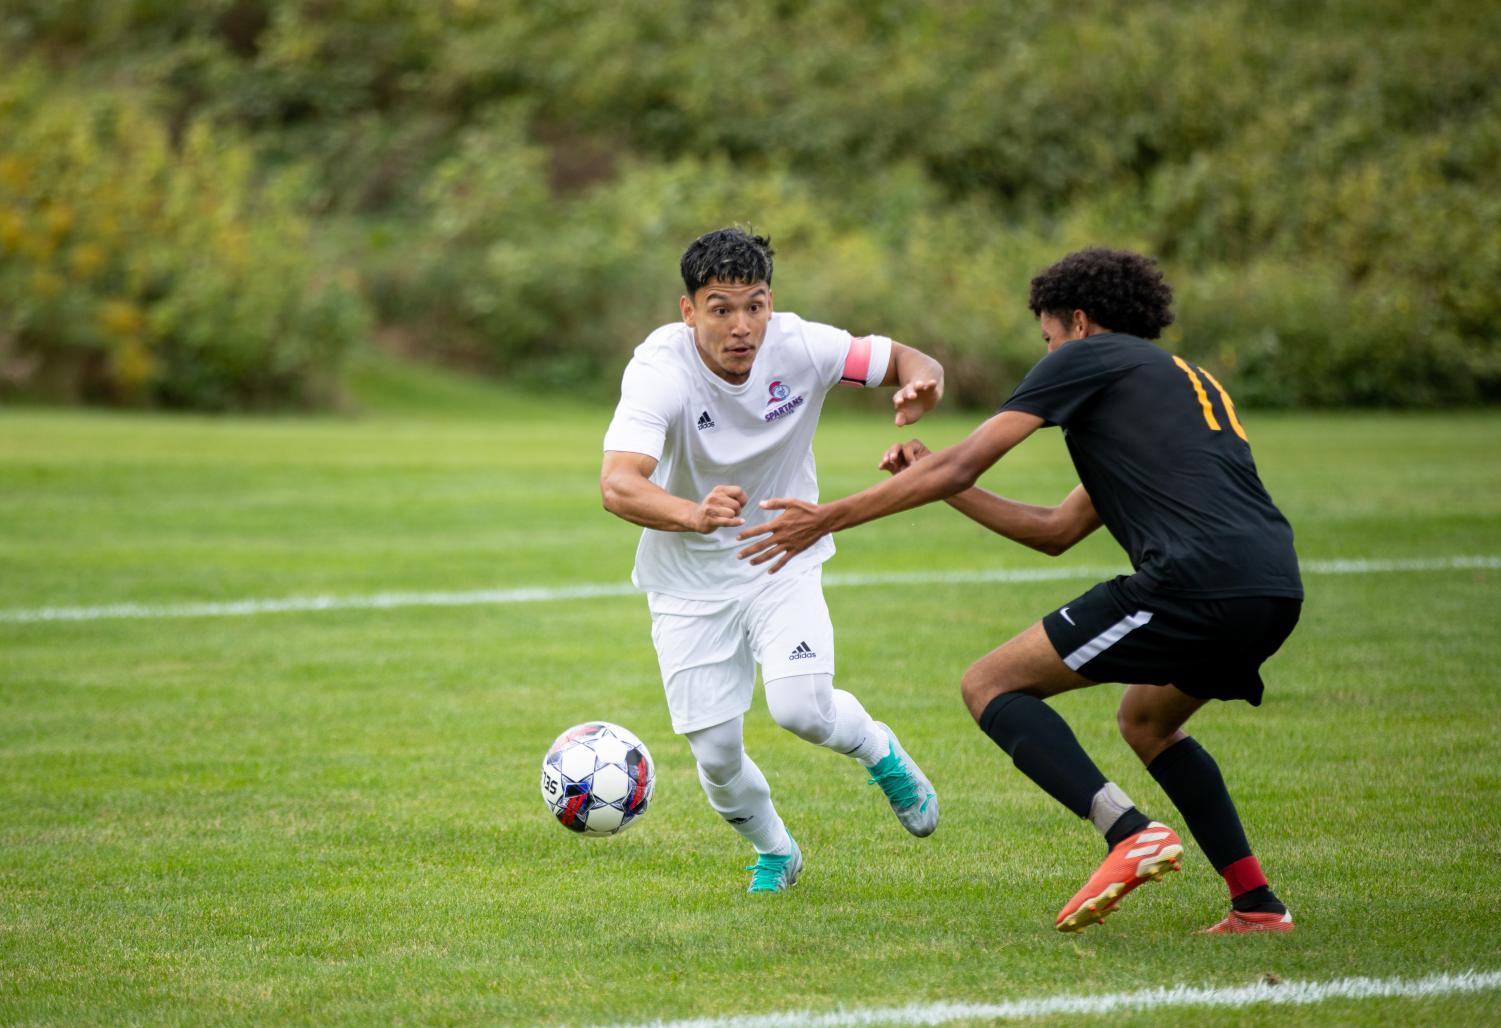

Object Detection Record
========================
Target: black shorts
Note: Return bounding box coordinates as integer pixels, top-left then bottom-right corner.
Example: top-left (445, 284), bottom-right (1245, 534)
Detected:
top-left (1041, 575), bottom-right (1301, 705)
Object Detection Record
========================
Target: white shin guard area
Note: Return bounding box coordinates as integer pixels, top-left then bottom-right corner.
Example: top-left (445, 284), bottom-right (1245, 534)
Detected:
top-left (685, 717), bottom-right (787, 856)
top-left (762, 673), bottom-right (838, 744)
top-left (763, 674), bottom-right (883, 764)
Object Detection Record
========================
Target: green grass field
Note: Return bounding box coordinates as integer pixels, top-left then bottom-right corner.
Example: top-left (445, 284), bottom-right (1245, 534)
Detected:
top-left (3, 364), bottom-right (1500, 1025)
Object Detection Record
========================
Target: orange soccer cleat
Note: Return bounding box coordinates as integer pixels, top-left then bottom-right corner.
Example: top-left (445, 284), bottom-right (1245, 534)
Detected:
top-left (1055, 822), bottom-right (1184, 933)
top-left (1197, 909), bottom-right (1295, 934)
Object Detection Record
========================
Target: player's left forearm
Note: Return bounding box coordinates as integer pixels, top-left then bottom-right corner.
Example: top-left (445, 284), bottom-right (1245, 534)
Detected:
top-left (945, 482), bottom-right (1101, 555)
top-left (942, 490), bottom-right (1080, 555)
top-left (890, 343), bottom-right (944, 395)
top-left (821, 409), bottom-right (1042, 536)
top-left (822, 443), bottom-right (979, 535)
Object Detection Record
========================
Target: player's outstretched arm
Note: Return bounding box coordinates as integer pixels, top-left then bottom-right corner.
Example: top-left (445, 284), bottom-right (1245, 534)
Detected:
top-left (601, 451), bottom-right (747, 533)
top-left (954, 482), bottom-right (1101, 555)
top-left (736, 410), bottom-right (1044, 572)
top-left (881, 438), bottom-right (1101, 556)
top-left (883, 342), bottom-right (945, 427)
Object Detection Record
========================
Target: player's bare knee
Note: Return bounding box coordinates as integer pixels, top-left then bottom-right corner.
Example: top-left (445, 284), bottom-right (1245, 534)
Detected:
top-left (1116, 704), bottom-right (1165, 761)
top-left (961, 663), bottom-right (1007, 722)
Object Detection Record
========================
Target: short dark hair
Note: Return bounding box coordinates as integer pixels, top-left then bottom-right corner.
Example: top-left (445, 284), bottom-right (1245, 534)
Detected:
top-left (680, 227), bottom-right (774, 296)
top-left (1028, 248), bottom-right (1175, 339)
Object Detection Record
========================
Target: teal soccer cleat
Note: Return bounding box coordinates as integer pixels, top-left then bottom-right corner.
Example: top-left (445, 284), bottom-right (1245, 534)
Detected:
top-left (746, 835), bottom-right (803, 893)
top-left (867, 723), bottom-right (939, 837)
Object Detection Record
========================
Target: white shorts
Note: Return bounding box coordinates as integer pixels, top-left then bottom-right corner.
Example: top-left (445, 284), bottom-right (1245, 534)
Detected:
top-left (647, 566), bottom-right (836, 734)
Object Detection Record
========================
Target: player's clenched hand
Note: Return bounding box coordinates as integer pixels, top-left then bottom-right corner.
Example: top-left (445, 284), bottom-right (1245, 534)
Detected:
top-left (878, 438), bottom-right (933, 475)
top-left (893, 379), bottom-right (941, 427)
top-left (735, 498), bottom-right (827, 574)
top-left (692, 484), bottom-right (748, 533)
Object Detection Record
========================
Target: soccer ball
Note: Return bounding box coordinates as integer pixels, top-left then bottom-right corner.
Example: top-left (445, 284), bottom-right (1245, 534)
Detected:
top-left (540, 721), bottom-right (655, 836)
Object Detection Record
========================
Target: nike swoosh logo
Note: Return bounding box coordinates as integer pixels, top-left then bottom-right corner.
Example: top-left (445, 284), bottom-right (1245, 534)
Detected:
top-left (1060, 606), bottom-right (1075, 625)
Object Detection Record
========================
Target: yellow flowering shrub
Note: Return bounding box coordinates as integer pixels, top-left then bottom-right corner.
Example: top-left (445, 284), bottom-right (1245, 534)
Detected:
top-left (0, 64), bottom-right (369, 409)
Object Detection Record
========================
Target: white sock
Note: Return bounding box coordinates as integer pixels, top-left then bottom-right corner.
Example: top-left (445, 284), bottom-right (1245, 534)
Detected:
top-left (697, 757), bottom-right (789, 855)
top-left (686, 717), bottom-right (790, 855)
top-left (828, 689), bottom-right (888, 766)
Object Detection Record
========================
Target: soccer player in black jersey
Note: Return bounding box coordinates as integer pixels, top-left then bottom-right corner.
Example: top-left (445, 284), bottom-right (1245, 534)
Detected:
top-left (736, 248), bottom-right (1302, 934)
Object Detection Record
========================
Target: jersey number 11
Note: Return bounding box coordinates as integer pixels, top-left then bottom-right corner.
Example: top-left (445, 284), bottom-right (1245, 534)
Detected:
top-left (1172, 356), bottom-right (1248, 441)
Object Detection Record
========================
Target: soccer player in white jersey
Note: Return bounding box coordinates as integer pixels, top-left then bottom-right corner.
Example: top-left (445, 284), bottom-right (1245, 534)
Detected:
top-left (601, 228), bottom-right (944, 893)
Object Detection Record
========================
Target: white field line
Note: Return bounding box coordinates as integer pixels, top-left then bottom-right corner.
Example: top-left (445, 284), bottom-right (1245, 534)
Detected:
top-left (1, 554), bottom-right (1497, 625)
top-left (594, 968), bottom-right (1501, 1028)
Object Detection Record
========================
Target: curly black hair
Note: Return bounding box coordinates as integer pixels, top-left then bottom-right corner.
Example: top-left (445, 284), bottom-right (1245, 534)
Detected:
top-left (1028, 248), bottom-right (1175, 340)
top-left (680, 227), bottom-right (774, 296)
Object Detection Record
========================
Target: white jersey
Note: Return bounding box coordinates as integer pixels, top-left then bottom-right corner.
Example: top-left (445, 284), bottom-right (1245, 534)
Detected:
top-left (603, 311), bottom-right (892, 600)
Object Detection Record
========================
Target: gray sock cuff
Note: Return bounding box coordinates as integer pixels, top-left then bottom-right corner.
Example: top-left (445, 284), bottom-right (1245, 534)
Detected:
top-left (1088, 782), bottom-right (1135, 835)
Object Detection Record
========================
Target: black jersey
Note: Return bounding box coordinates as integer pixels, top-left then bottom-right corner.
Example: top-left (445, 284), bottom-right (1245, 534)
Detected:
top-left (1000, 333), bottom-right (1302, 600)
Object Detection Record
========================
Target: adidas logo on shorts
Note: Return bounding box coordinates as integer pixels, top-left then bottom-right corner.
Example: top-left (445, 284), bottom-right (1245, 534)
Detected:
top-left (789, 640), bottom-right (817, 660)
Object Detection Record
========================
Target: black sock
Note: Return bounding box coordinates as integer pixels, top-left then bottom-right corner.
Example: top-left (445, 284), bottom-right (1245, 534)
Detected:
top-left (1149, 739), bottom-right (1288, 914)
top-left (978, 693), bottom-right (1107, 820)
top-left (1232, 885), bottom-right (1286, 915)
top-left (1146, 736), bottom-right (1252, 871)
top-left (1147, 736), bottom-right (1284, 913)
top-left (1104, 809), bottom-right (1152, 850)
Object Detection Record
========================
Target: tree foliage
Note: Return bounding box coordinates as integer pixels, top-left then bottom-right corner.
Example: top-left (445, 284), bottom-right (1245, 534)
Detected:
top-left (2, 0), bottom-right (1497, 408)
top-left (0, 63), bottom-right (367, 408)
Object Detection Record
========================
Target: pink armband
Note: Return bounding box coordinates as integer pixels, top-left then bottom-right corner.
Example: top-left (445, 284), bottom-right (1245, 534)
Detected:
top-left (840, 335), bottom-right (873, 386)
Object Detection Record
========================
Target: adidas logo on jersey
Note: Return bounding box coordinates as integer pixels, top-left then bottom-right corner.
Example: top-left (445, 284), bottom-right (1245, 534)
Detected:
top-left (789, 640), bottom-right (817, 660)
top-left (696, 410), bottom-right (716, 431)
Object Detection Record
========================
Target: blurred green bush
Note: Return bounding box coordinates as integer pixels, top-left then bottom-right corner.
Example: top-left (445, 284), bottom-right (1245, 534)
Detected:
top-left (0, 63), bottom-right (369, 408)
top-left (1, 0), bottom-right (1497, 408)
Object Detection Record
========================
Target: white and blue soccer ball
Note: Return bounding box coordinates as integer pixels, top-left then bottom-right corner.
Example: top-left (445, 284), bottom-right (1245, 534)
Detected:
top-left (540, 721), bottom-right (655, 836)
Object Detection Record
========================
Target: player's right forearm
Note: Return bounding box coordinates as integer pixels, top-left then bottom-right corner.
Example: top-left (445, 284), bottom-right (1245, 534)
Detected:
top-left (601, 477), bottom-right (702, 532)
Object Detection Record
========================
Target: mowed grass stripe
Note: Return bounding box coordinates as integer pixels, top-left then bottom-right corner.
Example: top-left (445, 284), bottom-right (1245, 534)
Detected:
top-left (2, 554), bottom-right (1497, 624)
top-left (597, 969), bottom-right (1501, 1028)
